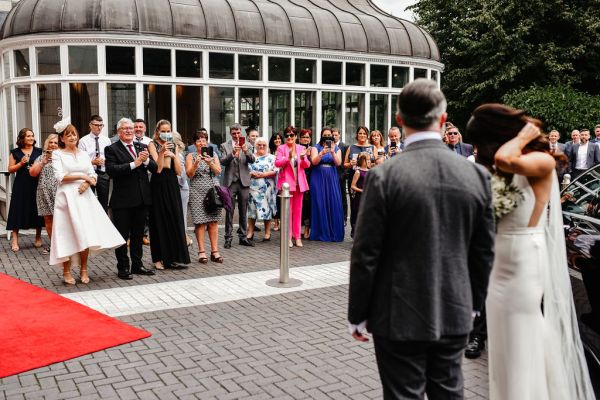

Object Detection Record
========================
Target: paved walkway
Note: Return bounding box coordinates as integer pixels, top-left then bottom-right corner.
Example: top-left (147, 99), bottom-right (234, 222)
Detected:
top-left (0, 227), bottom-right (490, 399)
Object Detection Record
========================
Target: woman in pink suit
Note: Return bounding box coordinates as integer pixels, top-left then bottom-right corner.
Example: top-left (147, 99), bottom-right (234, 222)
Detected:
top-left (275, 126), bottom-right (311, 248)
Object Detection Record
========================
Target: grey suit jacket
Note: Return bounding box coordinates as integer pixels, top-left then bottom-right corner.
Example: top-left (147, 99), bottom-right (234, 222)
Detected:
top-left (219, 140), bottom-right (255, 187)
top-left (348, 139), bottom-right (495, 341)
top-left (568, 142), bottom-right (600, 171)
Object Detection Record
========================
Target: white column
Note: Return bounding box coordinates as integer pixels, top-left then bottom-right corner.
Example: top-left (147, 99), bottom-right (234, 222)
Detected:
top-left (98, 82), bottom-right (108, 136)
top-left (203, 85), bottom-right (210, 140)
top-left (341, 91), bottom-right (346, 143)
top-left (290, 89), bottom-right (295, 129)
top-left (315, 90), bottom-right (322, 141)
top-left (364, 92), bottom-right (370, 130)
top-left (234, 87), bottom-right (239, 124)
top-left (261, 87), bottom-right (268, 137)
top-left (171, 84), bottom-right (177, 131)
top-left (61, 81), bottom-right (70, 119)
top-left (135, 82), bottom-right (144, 120)
top-left (30, 83), bottom-right (39, 140)
top-left (364, 63), bottom-right (371, 88)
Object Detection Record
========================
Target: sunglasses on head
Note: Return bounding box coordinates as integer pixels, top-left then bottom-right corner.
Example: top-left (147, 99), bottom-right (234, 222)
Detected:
top-left (284, 133), bottom-right (295, 138)
top-left (446, 131), bottom-right (459, 136)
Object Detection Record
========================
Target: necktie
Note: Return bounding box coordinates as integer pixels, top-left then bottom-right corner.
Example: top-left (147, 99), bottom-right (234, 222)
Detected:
top-left (94, 136), bottom-right (100, 170)
top-left (127, 144), bottom-right (136, 159)
top-left (136, 137), bottom-right (142, 143)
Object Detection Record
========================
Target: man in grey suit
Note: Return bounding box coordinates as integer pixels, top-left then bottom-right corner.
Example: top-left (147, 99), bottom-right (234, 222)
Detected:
top-left (219, 123), bottom-right (255, 248)
top-left (568, 128), bottom-right (600, 179)
top-left (548, 130), bottom-right (565, 154)
top-left (348, 79), bottom-right (495, 399)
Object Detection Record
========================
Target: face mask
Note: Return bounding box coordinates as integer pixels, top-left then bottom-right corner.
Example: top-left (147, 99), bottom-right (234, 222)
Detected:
top-left (159, 132), bottom-right (173, 142)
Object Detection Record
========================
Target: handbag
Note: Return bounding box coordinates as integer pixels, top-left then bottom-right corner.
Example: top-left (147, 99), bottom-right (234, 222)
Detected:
top-left (203, 185), bottom-right (223, 212)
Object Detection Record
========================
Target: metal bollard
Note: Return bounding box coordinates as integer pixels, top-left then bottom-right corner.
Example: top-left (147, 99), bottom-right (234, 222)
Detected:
top-left (561, 174), bottom-right (571, 191)
top-left (266, 182), bottom-right (302, 288)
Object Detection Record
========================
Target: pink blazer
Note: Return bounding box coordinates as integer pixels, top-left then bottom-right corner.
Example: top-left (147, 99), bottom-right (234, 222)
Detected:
top-left (275, 144), bottom-right (310, 192)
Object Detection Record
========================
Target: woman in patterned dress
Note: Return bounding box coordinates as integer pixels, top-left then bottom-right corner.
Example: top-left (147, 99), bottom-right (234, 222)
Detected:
top-left (246, 137), bottom-right (277, 242)
top-left (186, 130), bottom-right (223, 263)
top-left (29, 133), bottom-right (59, 254)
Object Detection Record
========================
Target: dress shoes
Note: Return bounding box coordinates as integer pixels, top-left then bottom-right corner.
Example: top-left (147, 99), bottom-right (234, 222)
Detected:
top-left (165, 263), bottom-right (189, 270)
top-left (239, 238), bottom-right (255, 247)
top-left (117, 271), bottom-right (133, 280)
top-left (465, 337), bottom-right (485, 359)
top-left (224, 240), bottom-right (232, 249)
top-left (131, 266), bottom-right (156, 276)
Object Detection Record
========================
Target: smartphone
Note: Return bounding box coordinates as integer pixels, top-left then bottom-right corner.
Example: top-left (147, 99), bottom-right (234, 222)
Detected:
top-left (390, 141), bottom-right (397, 149)
top-left (325, 139), bottom-right (332, 148)
top-left (44, 150), bottom-right (52, 156)
top-left (201, 146), bottom-right (214, 157)
top-left (238, 136), bottom-right (246, 146)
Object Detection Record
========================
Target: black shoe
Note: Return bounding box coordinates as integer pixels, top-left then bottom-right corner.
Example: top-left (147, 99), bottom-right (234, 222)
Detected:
top-left (465, 337), bottom-right (485, 359)
top-left (224, 240), bottom-right (232, 249)
top-left (239, 238), bottom-right (255, 247)
top-left (117, 272), bottom-right (133, 280)
top-left (165, 263), bottom-right (189, 270)
top-left (131, 266), bottom-right (156, 276)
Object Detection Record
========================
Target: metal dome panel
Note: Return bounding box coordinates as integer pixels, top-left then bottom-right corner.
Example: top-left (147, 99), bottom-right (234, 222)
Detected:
top-left (171, 3), bottom-right (207, 38)
top-left (62, 0), bottom-right (101, 32)
top-left (101, 0), bottom-right (139, 32)
top-left (252, 0), bottom-right (293, 46)
top-left (199, 0), bottom-right (237, 41)
top-left (228, 0), bottom-right (265, 43)
top-left (137, 0), bottom-right (172, 35)
top-left (30, 0), bottom-right (64, 34)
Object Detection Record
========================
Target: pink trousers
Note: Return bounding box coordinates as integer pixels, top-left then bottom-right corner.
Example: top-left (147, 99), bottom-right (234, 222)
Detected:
top-left (287, 191), bottom-right (304, 240)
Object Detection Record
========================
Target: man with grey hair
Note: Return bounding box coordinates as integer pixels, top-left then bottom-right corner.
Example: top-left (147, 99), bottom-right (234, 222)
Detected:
top-left (220, 123), bottom-right (256, 248)
top-left (105, 117), bottom-right (158, 279)
top-left (386, 126), bottom-right (404, 157)
top-left (348, 79), bottom-right (494, 399)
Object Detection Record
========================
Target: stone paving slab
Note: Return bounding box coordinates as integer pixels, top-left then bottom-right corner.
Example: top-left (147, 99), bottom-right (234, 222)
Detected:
top-left (0, 285), bottom-right (489, 400)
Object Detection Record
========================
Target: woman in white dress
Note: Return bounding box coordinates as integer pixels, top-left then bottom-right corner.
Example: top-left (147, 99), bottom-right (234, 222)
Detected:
top-left (49, 122), bottom-right (124, 284)
top-left (467, 104), bottom-right (594, 400)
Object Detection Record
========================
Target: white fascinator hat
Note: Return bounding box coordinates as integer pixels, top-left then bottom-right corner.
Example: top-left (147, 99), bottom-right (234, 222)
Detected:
top-left (53, 117), bottom-right (71, 134)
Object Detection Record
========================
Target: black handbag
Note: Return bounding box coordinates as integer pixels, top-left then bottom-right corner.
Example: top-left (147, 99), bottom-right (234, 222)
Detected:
top-left (203, 185), bottom-right (223, 213)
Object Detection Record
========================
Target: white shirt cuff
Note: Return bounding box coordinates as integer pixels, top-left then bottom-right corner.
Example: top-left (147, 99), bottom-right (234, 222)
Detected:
top-left (348, 320), bottom-right (368, 335)
top-left (129, 161), bottom-right (136, 170)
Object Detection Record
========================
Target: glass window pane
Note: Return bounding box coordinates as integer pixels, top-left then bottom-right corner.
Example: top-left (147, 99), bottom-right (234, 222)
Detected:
top-left (176, 85), bottom-right (202, 146)
top-left (414, 68), bottom-right (428, 79)
top-left (268, 90), bottom-right (290, 136)
top-left (345, 93), bottom-right (365, 144)
top-left (370, 94), bottom-right (388, 134)
top-left (295, 59), bottom-right (315, 83)
top-left (209, 53), bottom-right (234, 79)
top-left (239, 88), bottom-right (261, 131)
top-left (36, 47), bottom-right (60, 75)
top-left (14, 48), bottom-right (30, 77)
top-left (370, 64), bottom-right (388, 87)
top-left (143, 48), bottom-right (171, 76)
top-left (238, 55), bottom-right (261, 81)
top-left (176, 50), bottom-right (202, 78)
top-left (431, 70), bottom-right (439, 82)
top-left (107, 83), bottom-right (136, 137)
top-left (3, 53), bottom-right (10, 80)
top-left (209, 86), bottom-right (234, 145)
top-left (322, 61), bottom-right (342, 85)
top-left (268, 57), bottom-right (290, 82)
top-left (38, 83), bottom-right (62, 143)
top-left (294, 91), bottom-right (315, 132)
top-left (346, 63), bottom-right (364, 86)
top-left (15, 85), bottom-right (32, 134)
top-left (392, 66), bottom-right (409, 88)
top-left (69, 46), bottom-right (98, 74)
top-left (5, 88), bottom-right (14, 147)
top-left (70, 83), bottom-right (99, 136)
top-left (144, 84), bottom-right (172, 129)
top-left (106, 46), bottom-right (135, 75)
top-left (322, 92), bottom-right (342, 128)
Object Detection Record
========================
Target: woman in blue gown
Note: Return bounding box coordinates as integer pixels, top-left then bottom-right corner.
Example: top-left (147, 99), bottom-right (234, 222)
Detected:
top-left (309, 127), bottom-right (345, 242)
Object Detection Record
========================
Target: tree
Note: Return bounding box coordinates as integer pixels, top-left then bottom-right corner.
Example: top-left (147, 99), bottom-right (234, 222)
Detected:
top-left (409, 0), bottom-right (600, 129)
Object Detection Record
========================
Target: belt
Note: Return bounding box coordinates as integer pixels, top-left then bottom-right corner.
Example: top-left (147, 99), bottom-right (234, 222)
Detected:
top-left (319, 164), bottom-right (334, 168)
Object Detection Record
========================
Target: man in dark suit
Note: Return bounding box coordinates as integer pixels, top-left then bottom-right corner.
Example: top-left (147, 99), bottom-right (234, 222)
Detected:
top-left (568, 128), bottom-right (600, 179)
top-left (446, 123), bottom-right (474, 157)
top-left (219, 123), bottom-right (255, 248)
top-left (105, 118), bottom-right (158, 280)
top-left (348, 79), bottom-right (495, 399)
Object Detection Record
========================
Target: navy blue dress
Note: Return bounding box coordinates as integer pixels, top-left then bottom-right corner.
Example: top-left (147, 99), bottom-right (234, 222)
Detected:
top-left (7, 147), bottom-right (44, 230)
top-left (309, 144), bottom-right (345, 242)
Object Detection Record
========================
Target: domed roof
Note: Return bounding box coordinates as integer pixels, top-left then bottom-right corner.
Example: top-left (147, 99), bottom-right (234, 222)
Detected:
top-left (1, 0), bottom-right (440, 61)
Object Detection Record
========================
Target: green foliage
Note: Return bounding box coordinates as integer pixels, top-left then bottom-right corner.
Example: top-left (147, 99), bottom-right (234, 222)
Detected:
top-left (503, 86), bottom-right (600, 138)
top-left (409, 0), bottom-right (600, 128)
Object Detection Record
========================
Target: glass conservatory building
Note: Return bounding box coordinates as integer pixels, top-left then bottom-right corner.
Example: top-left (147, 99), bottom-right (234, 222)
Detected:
top-left (0, 0), bottom-right (441, 183)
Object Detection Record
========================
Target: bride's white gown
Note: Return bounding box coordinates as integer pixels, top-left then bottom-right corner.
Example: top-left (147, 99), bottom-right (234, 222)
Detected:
top-left (487, 174), bottom-right (594, 400)
top-left (49, 149), bottom-right (124, 266)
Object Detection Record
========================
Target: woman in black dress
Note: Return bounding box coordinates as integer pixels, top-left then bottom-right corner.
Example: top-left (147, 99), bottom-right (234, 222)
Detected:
top-left (6, 128), bottom-right (44, 251)
top-left (147, 120), bottom-right (190, 269)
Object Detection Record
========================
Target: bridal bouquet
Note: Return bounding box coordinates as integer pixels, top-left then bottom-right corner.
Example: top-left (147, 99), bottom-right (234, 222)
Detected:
top-left (491, 174), bottom-right (524, 220)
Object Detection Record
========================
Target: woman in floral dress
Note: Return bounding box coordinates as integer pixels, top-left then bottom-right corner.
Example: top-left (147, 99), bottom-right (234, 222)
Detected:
top-left (247, 137), bottom-right (277, 242)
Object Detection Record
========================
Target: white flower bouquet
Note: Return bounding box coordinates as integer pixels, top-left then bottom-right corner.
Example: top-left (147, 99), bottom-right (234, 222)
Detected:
top-left (491, 174), bottom-right (524, 220)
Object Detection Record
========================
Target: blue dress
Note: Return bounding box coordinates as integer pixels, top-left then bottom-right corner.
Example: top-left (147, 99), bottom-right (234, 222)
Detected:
top-left (310, 144), bottom-right (345, 242)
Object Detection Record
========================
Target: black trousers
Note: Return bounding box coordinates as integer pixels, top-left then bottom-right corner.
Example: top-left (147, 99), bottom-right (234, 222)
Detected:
top-left (373, 335), bottom-right (468, 400)
top-left (225, 181), bottom-right (249, 241)
top-left (112, 206), bottom-right (148, 274)
top-left (470, 307), bottom-right (487, 341)
top-left (339, 173), bottom-right (347, 220)
top-left (93, 171), bottom-right (110, 212)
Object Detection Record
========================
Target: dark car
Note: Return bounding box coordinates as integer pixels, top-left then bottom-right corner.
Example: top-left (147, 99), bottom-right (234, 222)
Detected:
top-left (561, 165), bottom-right (600, 394)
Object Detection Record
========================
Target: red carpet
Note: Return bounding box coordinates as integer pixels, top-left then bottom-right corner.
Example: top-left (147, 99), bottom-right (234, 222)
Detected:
top-left (0, 273), bottom-right (151, 378)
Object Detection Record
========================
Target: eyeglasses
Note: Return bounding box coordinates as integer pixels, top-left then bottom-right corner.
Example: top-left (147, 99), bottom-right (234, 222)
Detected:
top-left (91, 123), bottom-right (104, 127)
top-left (446, 131), bottom-right (459, 136)
top-left (284, 134), bottom-right (295, 138)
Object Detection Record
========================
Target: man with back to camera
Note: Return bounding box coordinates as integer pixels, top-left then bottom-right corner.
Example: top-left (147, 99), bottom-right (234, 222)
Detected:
top-left (348, 79), bottom-right (495, 399)
top-left (78, 115), bottom-right (111, 211)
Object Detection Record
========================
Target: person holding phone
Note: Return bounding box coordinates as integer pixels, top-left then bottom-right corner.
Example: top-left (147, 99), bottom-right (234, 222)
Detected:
top-left (269, 132), bottom-right (285, 232)
top-left (386, 127), bottom-right (403, 158)
top-left (370, 130), bottom-right (387, 164)
top-left (298, 129), bottom-right (313, 239)
top-left (186, 129), bottom-right (223, 263)
top-left (147, 119), bottom-right (190, 270)
top-left (247, 137), bottom-right (277, 243)
top-left (310, 127), bottom-right (345, 242)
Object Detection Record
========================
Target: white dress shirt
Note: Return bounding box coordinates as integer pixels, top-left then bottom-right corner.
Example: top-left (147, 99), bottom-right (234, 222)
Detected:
top-left (576, 142), bottom-right (589, 170)
top-left (78, 132), bottom-right (112, 172)
top-left (120, 140), bottom-right (149, 170)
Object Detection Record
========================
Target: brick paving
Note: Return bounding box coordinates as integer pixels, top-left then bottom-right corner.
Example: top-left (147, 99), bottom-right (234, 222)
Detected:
top-left (0, 224), bottom-right (489, 399)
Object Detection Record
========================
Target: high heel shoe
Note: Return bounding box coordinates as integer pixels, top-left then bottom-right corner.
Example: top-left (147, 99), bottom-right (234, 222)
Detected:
top-left (154, 261), bottom-right (165, 270)
top-left (295, 239), bottom-right (303, 247)
top-left (80, 267), bottom-right (90, 284)
top-left (63, 271), bottom-right (76, 285)
top-left (210, 251), bottom-right (224, 263)
top-left (198, 251), bottom-right (208, 264)
top-left (289, 240), bottom-right (293, 248)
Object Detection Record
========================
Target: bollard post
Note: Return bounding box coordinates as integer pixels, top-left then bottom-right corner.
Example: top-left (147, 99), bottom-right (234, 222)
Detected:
top-left (561, 173), bottom-right (571, 192)
top-left (266, 182), bottom-right (302, 288)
